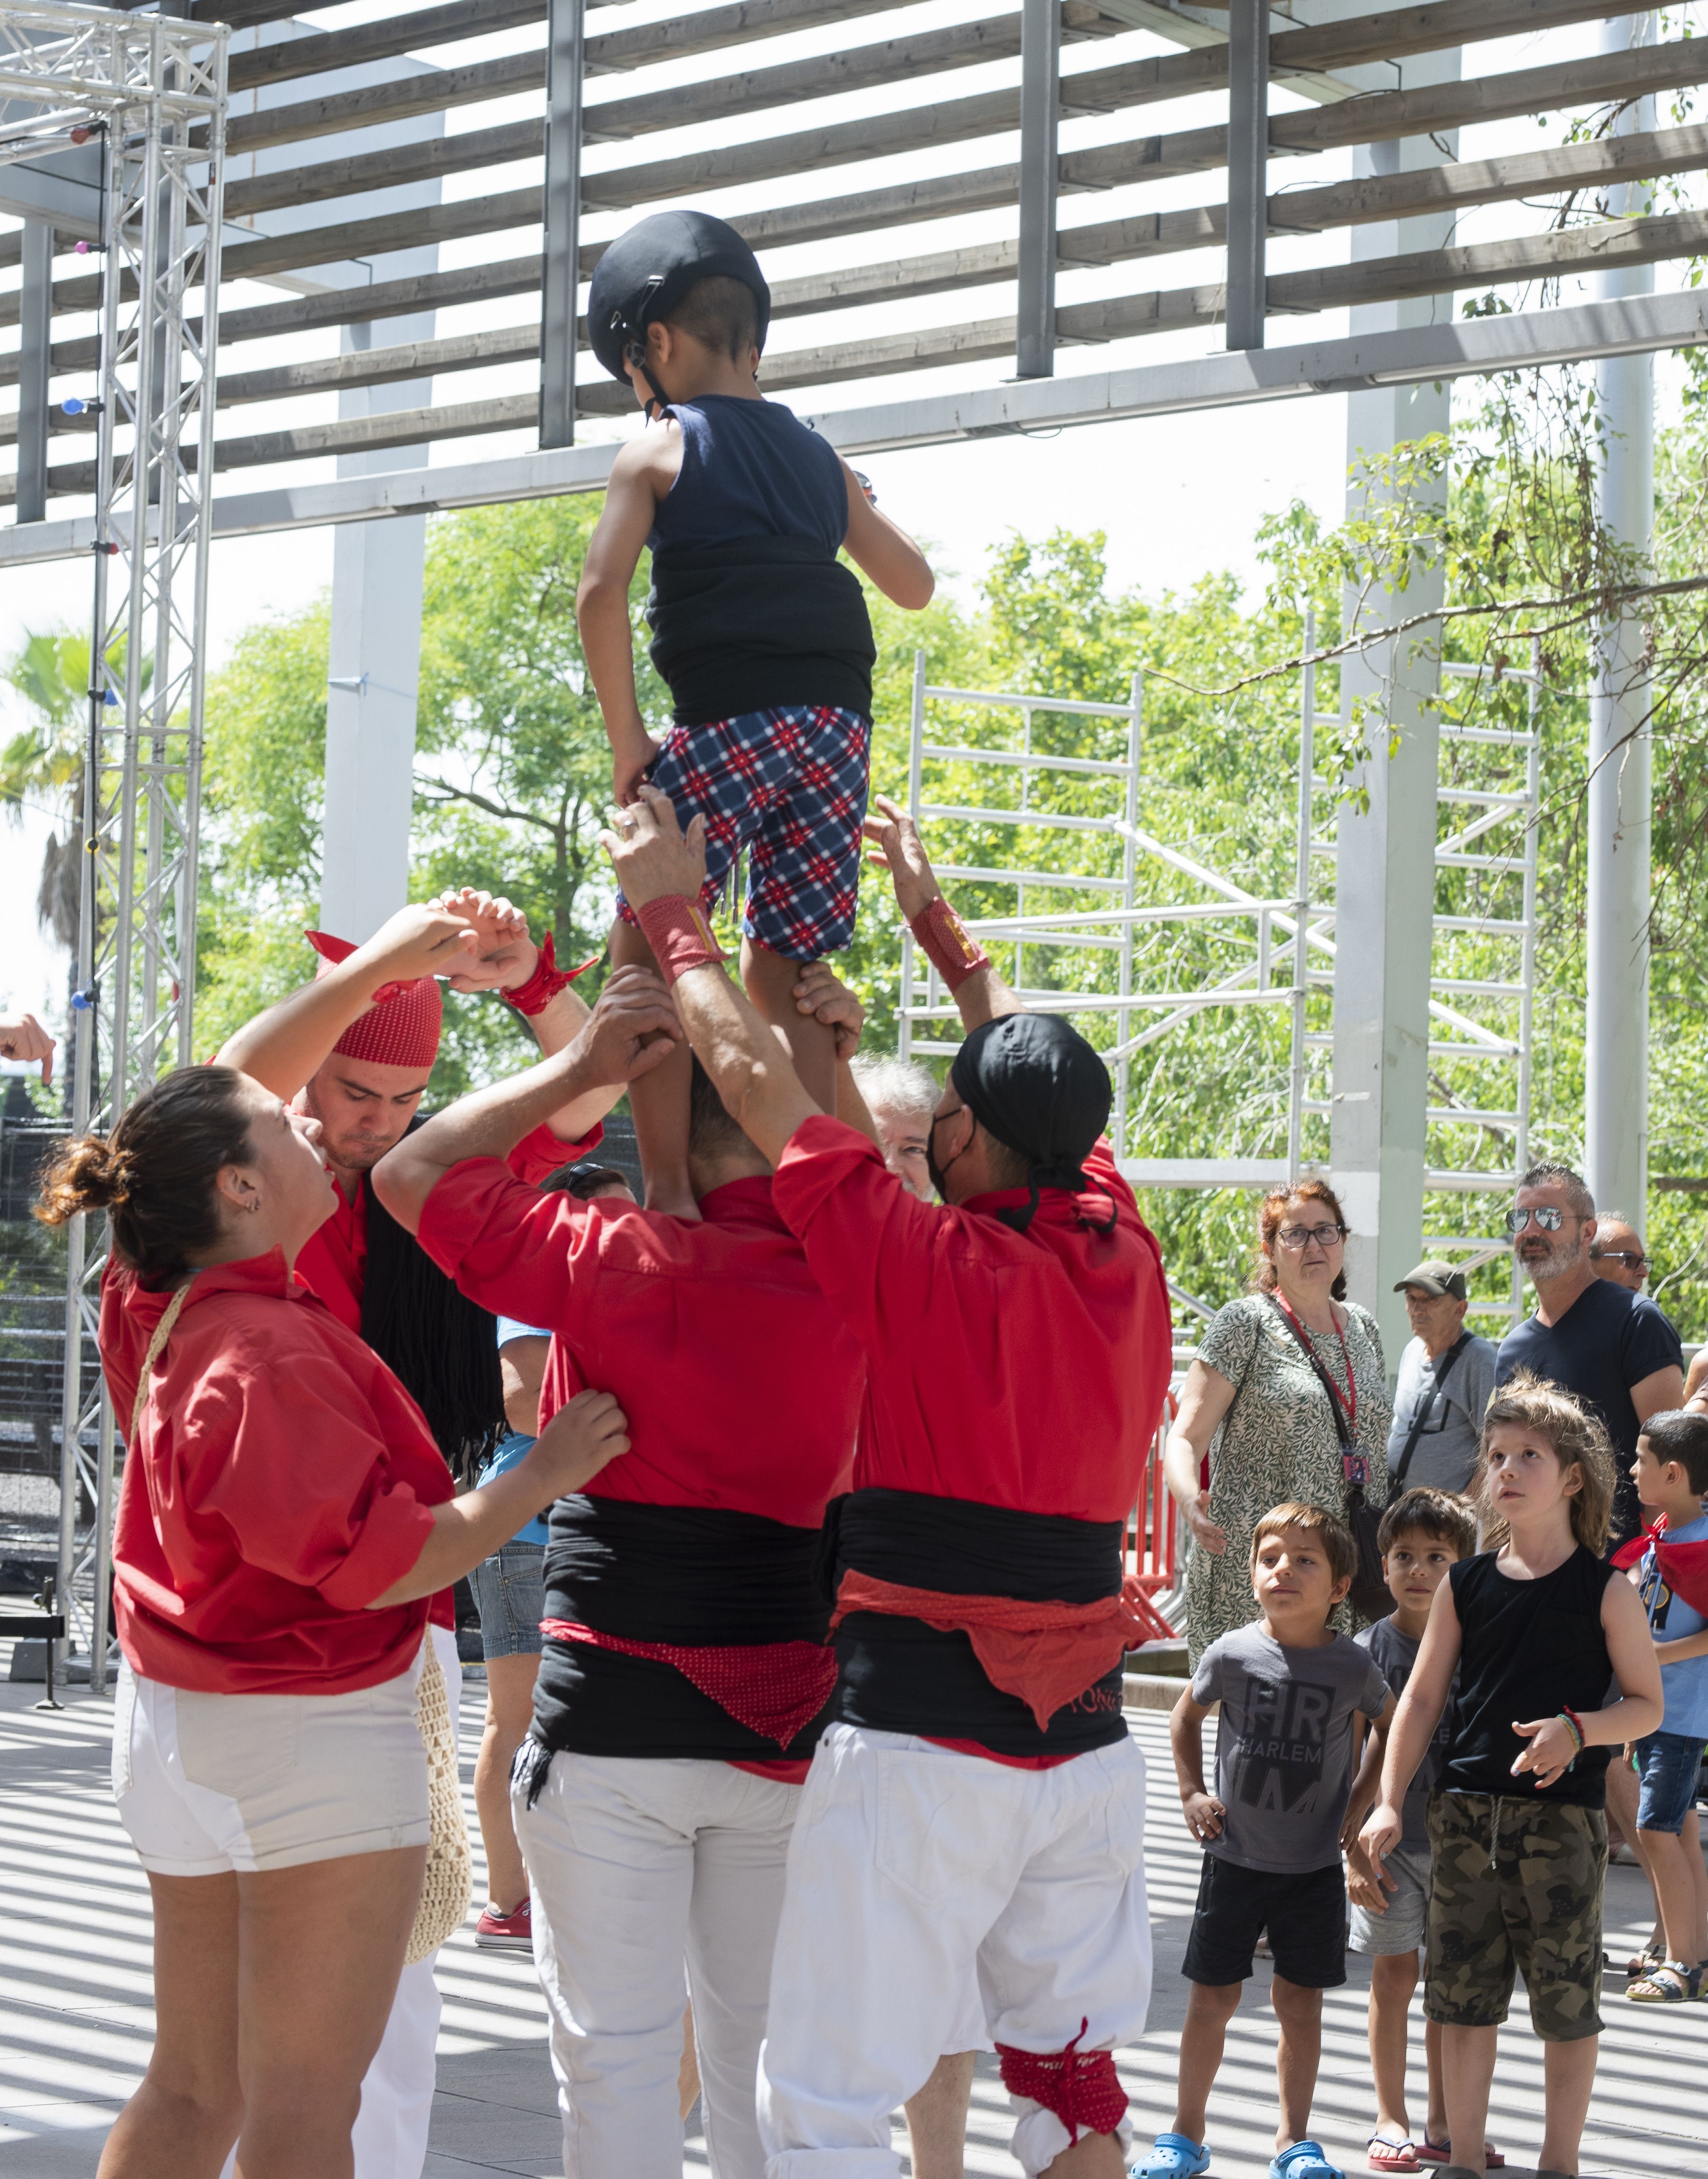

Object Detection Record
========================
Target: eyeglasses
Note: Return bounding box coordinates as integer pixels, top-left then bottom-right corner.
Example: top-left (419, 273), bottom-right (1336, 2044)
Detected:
top-left (1276, 1223), bottom-right (1344, 1250)
top-left (1505, 1206), bottom-right (1566, 1233)
top-left (1591, 1249), bottom-right (1649, 1269)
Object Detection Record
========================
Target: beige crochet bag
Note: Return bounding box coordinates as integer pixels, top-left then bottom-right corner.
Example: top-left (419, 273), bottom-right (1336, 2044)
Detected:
top-left (132, 1283), bottom-right (471, 1963)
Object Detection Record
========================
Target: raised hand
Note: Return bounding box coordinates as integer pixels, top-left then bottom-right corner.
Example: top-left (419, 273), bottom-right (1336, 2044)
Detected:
top-left (435, 887), bottom-right (539, 994)
top-left (0, 1012), bottom-right (55, 1085)
top-left (568, 964), bottom-right (683, 1087)
top-left (792, 961), bottom-right (865, 1063)
top-left (863, 794), bottom-right (941, 920)
top-left (599, 784), bottom-right (709, 908)
top-left (362, 902), bottom-right (480, 983)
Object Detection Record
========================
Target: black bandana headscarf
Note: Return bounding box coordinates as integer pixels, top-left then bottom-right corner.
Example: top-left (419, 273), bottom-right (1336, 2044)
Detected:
top-left (949, 1013), bottom-right (1114, 1233)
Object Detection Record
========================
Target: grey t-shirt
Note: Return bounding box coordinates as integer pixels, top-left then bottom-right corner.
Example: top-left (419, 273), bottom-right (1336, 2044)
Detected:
top-left (1385, 1332), bottom-right (1498, 1495)
top-left (1357, 1615), bottom-right (1453, 1849)
top-left (1193, 1621), bottom-right (1391, 1874)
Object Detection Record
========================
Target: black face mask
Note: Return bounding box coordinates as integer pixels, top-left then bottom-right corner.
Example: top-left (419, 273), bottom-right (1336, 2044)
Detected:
top-left (925, 1107), bottom-right (968, 1202)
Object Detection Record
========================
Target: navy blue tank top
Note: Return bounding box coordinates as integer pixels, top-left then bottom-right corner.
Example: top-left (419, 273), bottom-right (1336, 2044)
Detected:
top-left (643, 395), bottom-right (874, 726)
top-left (647, 395), bottom-right (847, 555)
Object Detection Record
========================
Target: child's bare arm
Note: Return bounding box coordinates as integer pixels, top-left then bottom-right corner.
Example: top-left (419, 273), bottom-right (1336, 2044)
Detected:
top-left (1361, 1588), bottom-right (1459, 1867)
top-left (578, 433), bottom-right (676, 802)
top-left (1340, 1710), bottom-right (1383, 1852)
top-left (838, 461), bottom-right (934, 608)
top-left (1170, 1686), bottom-right (1225, 1844)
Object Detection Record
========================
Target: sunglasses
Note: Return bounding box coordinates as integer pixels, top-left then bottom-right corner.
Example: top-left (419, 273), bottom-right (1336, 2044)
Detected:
top-left (1591, 1249), bottom-right (1649, 1270)
top-left (1504, 1206), bottom-right (1567, 1233)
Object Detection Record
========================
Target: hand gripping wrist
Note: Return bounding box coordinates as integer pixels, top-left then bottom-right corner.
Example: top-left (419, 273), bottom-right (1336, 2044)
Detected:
top-left (501, 931), bottom-right (600, 1017)
top-left (908, 895), bottom-right (990, 991)
top-left (633, 894), bottom-right (727, 987)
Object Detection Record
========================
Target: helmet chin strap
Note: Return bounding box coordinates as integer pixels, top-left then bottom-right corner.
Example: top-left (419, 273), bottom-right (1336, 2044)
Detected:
top-left (625, 340), bottom-right (671, 420)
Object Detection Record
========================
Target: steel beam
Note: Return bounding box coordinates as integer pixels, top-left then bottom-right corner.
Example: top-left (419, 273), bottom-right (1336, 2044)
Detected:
top-left (1015, 0), bottom-right (1060, 378)
top-left (14, 217), bottom-right (49, 524)
top-left (1224, 0), bottom-right (1267, 351)
top-left (540, 0), bottom-right (584, 450)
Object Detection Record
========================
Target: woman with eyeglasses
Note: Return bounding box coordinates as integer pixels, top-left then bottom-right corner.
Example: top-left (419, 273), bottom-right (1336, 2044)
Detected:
top-left (1163, 1179), bottom-right (1392, 1663)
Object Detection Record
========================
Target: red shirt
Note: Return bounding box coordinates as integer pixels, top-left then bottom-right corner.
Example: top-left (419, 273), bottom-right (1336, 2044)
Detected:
top-left (101, 1252), bottom-right (452, 1695)
top-left (416, 1162), bottom-right (862, 1527)
top-left (772, 1119), bottom-right (1172, 1521)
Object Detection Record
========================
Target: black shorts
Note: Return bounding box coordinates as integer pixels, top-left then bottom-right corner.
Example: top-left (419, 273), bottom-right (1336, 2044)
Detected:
top-left (1182, 1854), bottom-right (1347, 1990)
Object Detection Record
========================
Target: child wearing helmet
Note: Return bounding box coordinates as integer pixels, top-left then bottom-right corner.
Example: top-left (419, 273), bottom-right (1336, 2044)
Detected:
top-left (576, 208), bottom-right (935, 1215)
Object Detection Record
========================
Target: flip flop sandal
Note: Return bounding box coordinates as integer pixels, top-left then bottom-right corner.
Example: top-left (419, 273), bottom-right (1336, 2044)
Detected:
top-left (1366, 2133), bottom-right (1421, 2172)
top-left (1416, 2142), bottom-right (1503, 2169)
top-left (1132, 2135), bottom-right (1211, 2179)
top-left (1629, 1960), bottom-right (1700, 2002)
top-left (1271, 2143), bottom-right (1344, 2179)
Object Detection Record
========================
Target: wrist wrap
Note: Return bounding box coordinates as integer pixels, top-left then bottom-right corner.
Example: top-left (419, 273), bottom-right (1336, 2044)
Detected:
top-left (909, 895), bottom-right (990, 991)
top-left (634, 894), bottom-right (727, 987)
top-left (502, 931), bottom-right (601, 1017)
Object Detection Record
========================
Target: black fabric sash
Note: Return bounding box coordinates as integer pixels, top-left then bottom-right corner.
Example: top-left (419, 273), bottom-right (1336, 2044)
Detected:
top-left (827, 1489), bottom-right (1130, 1759)
top-left (647, 535), bottom-right (876, 725)
top-left (528, 1494), bottom-right (836, 1768)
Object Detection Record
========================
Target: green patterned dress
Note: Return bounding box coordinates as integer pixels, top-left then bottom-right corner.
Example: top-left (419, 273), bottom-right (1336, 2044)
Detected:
top-left (1184, 1292), bottom-right (1391, 1665)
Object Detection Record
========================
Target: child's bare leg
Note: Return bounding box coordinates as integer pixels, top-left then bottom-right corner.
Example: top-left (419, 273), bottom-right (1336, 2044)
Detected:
top-left (1537, 2033), bottom-right (1598, 2176)
top-left (610, 918), bottom-right (698, 1218)
top-left (1171, 1981), bottom-right (1241, 2144)
top-left (739, 937), bottom-right (836, 1113)
top-left (1439, 2023), bottom-right (1497, 2177)
top-left (1423, 2017), bottom-right (1447, 2146)
top-left (1637, 1826), bottom-right (1708, 1966)
top-left (1605, 1758), bottom-right (1663, 1951)
top-left (1368, 1951), bottom-right (1417, 2139)
top-left (1270, 1974), bottom-right (1323, 2152)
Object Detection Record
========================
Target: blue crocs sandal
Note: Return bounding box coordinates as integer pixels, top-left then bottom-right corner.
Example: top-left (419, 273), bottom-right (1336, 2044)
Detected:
top-left (1132, 2134), bottom-right (1211, 2178)
top-left (1269, 2144), bottom-right (1343, 2179)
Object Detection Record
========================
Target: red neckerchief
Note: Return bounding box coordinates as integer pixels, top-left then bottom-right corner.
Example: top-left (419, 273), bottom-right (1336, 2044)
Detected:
top-left (1276, 1291), bottom-right (1357, 1433)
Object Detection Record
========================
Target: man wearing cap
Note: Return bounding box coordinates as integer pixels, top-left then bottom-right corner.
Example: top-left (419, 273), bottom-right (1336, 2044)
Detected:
top-left (601, 785), bottom-right (1173, 2179)
top-left (1385, 1262), bottom-right (1498, 1498)
top-left (215, 891), bottom-right (614, 2179)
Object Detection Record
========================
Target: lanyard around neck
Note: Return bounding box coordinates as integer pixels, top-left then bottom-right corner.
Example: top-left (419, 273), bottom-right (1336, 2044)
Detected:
top-left (1274, 1291), bottom-right (1358, 1434)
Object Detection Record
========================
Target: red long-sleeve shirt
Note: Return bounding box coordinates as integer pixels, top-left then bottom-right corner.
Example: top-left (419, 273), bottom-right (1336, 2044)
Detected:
top-left (771, 1119), bottom-right (1172, 1520)
top-left (101, 1252), bottom-right (451, 1694)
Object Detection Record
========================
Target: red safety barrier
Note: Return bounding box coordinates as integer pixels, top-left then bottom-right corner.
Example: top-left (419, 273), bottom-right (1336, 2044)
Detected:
top-left (1124, 1390), bottom-right (1181, 1643)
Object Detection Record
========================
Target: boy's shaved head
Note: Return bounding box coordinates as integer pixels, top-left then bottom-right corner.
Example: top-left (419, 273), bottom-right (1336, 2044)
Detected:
top-left (665, 275), bottom-right (760, 364)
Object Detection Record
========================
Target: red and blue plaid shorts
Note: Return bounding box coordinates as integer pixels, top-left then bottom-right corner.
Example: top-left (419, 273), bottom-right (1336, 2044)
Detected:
top-left (616, 705), bottom-right (872, 961)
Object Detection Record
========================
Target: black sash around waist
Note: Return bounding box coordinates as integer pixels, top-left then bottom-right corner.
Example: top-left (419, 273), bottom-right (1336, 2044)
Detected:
top-left (826, 1489), bottom-right (1130, 1759)
top-left (528, 1494), bottom-right (836, 1766)
top-left (647, 535), bottom-right (876, 726)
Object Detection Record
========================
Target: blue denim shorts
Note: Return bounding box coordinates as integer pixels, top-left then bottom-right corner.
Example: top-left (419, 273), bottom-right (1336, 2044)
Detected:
top-left (467, 1541), bottom-right (545, 1661)
top-left (1635, 1728), bottom-right (1707, 1835)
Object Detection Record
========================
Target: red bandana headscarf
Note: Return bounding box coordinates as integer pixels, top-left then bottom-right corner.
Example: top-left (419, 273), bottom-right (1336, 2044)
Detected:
top-left (306, 930), bottom-right (443, 1071)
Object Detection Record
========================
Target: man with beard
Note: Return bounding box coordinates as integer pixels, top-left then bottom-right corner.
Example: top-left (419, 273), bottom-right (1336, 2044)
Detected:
top-left (1496, 1159), bottom-right (1684, 1546)
top-left (214, 890), bottom-right (614, 2179)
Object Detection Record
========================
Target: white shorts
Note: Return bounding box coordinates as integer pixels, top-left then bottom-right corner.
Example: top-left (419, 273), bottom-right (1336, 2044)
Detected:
top-left (113, 1652), bottom-right (431, 1876)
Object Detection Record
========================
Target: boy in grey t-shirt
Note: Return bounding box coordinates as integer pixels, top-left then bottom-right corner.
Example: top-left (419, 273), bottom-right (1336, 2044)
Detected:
top-left (1136, 1503), bottom-right (1396, 2179)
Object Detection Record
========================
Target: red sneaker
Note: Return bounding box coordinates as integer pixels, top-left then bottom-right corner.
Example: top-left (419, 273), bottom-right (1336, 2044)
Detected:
top-left (474, 1898), bottom-right (533, 1954)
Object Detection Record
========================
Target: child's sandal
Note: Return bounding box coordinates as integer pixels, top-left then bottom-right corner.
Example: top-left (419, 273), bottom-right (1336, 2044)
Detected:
top-left (1624, 1937), bottom-right (1667, 1978)
top-left (1366, 2133), bottom-right (1420, 2172)
top-left (1628, 1959), bottom-right (1698, 2003)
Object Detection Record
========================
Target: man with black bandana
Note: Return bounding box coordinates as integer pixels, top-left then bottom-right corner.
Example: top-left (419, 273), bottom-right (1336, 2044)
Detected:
top-left (602, 787), bottom-right (1174, 2179)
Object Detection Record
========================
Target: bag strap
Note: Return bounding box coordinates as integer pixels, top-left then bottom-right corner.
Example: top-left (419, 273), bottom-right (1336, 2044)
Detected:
top-left (1390, 1330), bottom-right (1472, 1492)
top-left (1262, 1294), bottom-right (1362, 1472)
top-left (129, 1279), bottom-right (196, 1440)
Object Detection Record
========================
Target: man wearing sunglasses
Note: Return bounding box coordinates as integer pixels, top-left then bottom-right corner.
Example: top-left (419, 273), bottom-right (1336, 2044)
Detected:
top-left (1589, 1210), bottom-right (1651, 1295)
top-left (1495, 1161), bottom-right (1684, 1545)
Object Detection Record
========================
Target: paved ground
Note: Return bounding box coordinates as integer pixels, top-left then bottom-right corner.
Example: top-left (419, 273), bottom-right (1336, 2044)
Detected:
top-left (0, 1675), bottom-right (1701, 2177)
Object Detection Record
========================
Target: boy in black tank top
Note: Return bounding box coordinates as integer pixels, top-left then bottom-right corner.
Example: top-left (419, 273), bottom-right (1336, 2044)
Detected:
top-left (577, 210), bottom-right (935, 1215)
top-left (1360, 1374), bottom-right (1663, 2179)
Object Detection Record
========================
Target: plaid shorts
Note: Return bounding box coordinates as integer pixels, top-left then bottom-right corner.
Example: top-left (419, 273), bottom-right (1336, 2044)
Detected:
top-left (616, 705), bottom-right (871, 962)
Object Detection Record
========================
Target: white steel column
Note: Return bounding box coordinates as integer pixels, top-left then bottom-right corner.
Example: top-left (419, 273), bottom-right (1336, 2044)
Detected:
top-left (1584, 12), bottom-right (1655, 1222)
top-left (1330, 20), bottom-right (1460, 1367)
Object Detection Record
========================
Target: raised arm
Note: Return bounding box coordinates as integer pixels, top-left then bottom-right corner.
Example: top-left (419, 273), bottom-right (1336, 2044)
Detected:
top-left (863, 796), bottom-right (1022, 1031)
top-left (216, 902), bottom-right (479, 1098)
top-left (600, 787), bottom-right (821, 1167)
top-left (371, 967), bottom-right (682, 1232)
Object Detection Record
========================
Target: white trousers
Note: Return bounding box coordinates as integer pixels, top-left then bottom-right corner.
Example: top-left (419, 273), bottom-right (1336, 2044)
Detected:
top-left (214, 1620), bottom-right (462, 2179)
top-left (758, 1726), bottom-right (1153, 2179)
top-left (514, 1750), bottom-right (799, 2179)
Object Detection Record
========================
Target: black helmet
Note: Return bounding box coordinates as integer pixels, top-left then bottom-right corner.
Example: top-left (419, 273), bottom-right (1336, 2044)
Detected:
top-left (586, 209), bottom-right (771, 385)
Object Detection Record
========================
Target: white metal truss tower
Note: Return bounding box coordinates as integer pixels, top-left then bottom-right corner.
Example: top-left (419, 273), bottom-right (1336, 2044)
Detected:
top-left (1, 2), bottom-right (228, 1677)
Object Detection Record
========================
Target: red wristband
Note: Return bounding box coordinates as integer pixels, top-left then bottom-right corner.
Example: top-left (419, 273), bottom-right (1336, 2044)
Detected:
top-left (909, 895), bottom-right (990, 991)
top-left (633, 894), bottom-right (727, 986)
top-left (502, 931), bottom-right (600, 1017)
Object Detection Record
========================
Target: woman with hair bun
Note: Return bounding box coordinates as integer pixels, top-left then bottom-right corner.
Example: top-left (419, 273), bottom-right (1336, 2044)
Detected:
top-left (40, 1064), bottom-right (630, 2179)
top-left (1162, 1178), bottom-right (1392, 1663)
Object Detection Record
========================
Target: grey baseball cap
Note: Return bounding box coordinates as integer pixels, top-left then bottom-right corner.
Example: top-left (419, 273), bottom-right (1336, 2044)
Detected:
top-left (1394, 1259), bottom-right (1468, 1301)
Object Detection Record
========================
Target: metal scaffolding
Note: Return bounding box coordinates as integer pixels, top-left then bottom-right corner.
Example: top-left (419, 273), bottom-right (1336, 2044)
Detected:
top-left (0, 2), bottom-right (228, 1677)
